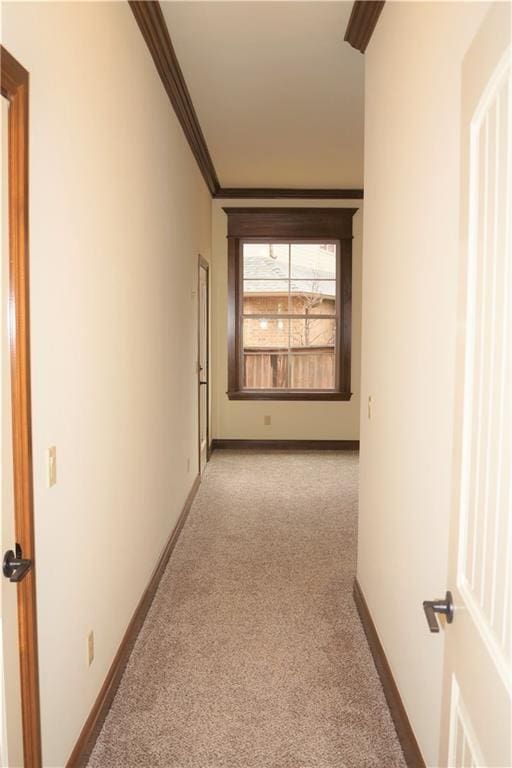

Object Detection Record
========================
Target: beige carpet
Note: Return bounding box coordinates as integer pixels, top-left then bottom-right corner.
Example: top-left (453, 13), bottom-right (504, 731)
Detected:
top-left (88, 451), bottom-right (406, 768)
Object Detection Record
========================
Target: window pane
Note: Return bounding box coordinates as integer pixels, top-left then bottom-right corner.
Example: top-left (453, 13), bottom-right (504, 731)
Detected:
top-left (290, 280), bottom-right (336, 315)
top-left (290, 244), bottom-right (336, 280)
top-left (243, 318), bottom-right (289, 348)
top-left (242, 318), bottom-right (289, 389)
top-left (244, 352), bottom-right (288, 389)
top-left (243, 280), bottom-right (289, 315)
top-left (290, 318), bottom-right (336, 348)
top-left (243, 243), bottom-right (289, 279)
top-left (289, 350), bottom-right (335, 389)
top-left (289, 319), bottom-right (336, 389)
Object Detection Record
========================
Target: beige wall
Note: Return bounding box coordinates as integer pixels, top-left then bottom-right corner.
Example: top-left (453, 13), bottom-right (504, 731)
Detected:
top-left (2, 2), bottom-right (211, 765)
top-left (358, 2), bottom-right (489, 765)
top-left (211, 200), bottom-right (362, 441)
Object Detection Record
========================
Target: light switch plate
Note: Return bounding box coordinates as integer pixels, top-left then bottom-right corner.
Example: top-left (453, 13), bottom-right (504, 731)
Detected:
top-left (47, 446), bottom-right (57, 487)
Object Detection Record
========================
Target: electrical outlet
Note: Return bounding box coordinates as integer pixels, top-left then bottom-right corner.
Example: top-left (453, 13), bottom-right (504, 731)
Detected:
top-left (47, 446), bottom-right (57, 487)
top-left (264, 415), bottom-right (271, 426)
top-left (87, 630), bottom-right (94, 667)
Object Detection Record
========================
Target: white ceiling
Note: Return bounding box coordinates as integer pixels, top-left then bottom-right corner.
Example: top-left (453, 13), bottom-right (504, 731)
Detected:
top-left (160, 2), bottom-right (364, 189)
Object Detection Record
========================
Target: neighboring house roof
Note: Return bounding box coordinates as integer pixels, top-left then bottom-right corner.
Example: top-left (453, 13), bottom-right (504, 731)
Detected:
top-left (243, 246), bottom-right (336, 298)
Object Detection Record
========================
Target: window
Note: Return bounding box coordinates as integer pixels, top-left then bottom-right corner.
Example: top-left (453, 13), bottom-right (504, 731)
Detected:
top-left (242, 243), bottom-right (337, 390)
top-left (225, 208), bottom-right (356, 401)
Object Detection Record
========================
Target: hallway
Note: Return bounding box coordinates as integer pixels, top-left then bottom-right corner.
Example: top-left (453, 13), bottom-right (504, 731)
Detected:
top-left (1, 2), bottom-right (510, 764)
top-left (88, 451), bottom-right (405, 768)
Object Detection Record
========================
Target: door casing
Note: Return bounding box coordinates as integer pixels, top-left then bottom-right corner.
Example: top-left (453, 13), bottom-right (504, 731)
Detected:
top-left (1, 46), bottom-right (42, 768)
top-left (197, 255), bottom-right (209, 474)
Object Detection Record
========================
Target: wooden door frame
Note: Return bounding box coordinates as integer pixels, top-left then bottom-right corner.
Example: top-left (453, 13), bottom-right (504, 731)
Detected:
top-left (1, 46), bottom-right (42, 768)
top-left (197, 255), bottom-right (210, 471)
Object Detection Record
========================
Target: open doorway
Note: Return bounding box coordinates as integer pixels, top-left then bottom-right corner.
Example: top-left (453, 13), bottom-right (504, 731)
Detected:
top-left (198, 255), bottom-right (209, 475)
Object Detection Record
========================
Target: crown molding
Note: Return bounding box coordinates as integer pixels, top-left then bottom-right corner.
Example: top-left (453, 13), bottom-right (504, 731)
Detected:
top-left (344, 1), bottom-right (386, 54)
top-left (215, 187), bottom-right (363, 200)
top-left (130, 1), bottom-right (365, 199)
top-left (129, 0), bottom-right (220, 195)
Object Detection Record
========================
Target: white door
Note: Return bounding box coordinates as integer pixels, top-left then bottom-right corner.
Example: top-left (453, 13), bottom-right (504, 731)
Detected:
top-left (198, 259), bottom-right (209, 474)
top-left (0, 95), bottom-right (24, 768)
top-left (438, 4), bottom-right (511, 766)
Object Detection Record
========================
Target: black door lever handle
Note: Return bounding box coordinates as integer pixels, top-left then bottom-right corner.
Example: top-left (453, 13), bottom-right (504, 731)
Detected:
top-left (3, 543), bottom-right (32, 583)
top-left (423, 591), bottom-right (454, 632)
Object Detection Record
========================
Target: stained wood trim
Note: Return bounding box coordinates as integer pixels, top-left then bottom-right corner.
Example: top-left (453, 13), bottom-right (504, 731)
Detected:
top-left (223, 207), bottom-right (357, 239)
top-left (212, 439), bottom-right (359, 451)
top-left (340, 237), bottom-right (352, 394)
top-left (66, 475), bottom-right (201, 768)
top-left (129, 1), bottom-right (220, 196)
top-left (227, 236), bottom-right (240, 395)
top-left (226, 391), bottom-right (352, 402)
top-left (344, 1), bottom-right (385, 54)
top-left (353, 579), bottom-right (426, 768)
top-left (216, 188), bottom-right (364, 200)
top-left (1, 46), bottom-right (43, 768)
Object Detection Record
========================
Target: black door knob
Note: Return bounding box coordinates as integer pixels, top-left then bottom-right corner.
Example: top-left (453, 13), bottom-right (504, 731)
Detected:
top-left (423, 591), bottom-right (454, 633)
top-left (3, 543), bottom-right (32, 583)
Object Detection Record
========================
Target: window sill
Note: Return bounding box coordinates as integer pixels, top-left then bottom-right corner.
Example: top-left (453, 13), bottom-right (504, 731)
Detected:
top-left (226, 390), bottom-right (352, 402)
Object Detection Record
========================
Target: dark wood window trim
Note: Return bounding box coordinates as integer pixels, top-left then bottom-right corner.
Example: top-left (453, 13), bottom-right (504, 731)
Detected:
top-left (344, 1), bottom-right (386, 54)
top-left (225, 208), bottom-right (357, 402)
top-left (216, 188), bottom-right (364, 200)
